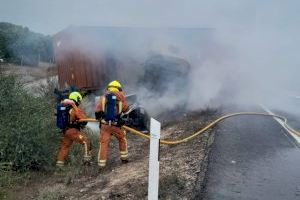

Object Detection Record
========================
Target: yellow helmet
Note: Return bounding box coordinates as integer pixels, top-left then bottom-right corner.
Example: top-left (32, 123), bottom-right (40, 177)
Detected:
top-left (68, 91), bottom-right (82, 103)
top-left (107, 80), bottom-right (122, 92)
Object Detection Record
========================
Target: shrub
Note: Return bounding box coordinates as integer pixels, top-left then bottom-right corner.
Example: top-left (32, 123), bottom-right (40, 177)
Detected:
top-left (0, 73), bottom-right (59, 171)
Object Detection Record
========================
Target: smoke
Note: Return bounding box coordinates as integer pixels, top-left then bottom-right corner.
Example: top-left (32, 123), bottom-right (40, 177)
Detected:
top-left (57, 7), bottom-right (300, 116)
top-left (3, 0), bottom-right (300, 115)
top-left (184, 1), bottom-right (300, 114)
top-left (53, 27), bottom-right (216, 117)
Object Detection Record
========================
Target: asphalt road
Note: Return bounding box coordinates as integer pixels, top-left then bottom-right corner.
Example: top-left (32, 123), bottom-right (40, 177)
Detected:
top-left (199, 108), bottom-right (300, 200)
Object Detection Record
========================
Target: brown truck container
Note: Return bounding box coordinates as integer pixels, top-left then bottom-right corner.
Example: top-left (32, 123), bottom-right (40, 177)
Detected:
top-left (54, 29), bottom-right (106, 91)
top-left (53, 26), bottom-right (214, 92)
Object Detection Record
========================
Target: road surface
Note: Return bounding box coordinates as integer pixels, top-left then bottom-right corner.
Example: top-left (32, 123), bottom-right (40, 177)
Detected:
top-left (198, 106), bottom-right (300, 200)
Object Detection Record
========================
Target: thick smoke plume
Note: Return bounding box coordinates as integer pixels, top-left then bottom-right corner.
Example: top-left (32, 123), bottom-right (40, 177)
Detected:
top-left (3, 0), bottom-right (299, 115)
top-left (54, 27), bottom-right (217, 115)
top-left (56, 25), bottom-right (299, 116)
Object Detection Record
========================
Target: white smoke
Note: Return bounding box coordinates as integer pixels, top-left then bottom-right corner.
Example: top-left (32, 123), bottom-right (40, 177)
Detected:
top-left (3, 0), bottom-right (300, 115)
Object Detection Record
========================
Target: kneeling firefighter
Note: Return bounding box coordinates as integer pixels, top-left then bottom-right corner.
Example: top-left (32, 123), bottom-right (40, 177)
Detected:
top-left (95, 80), bottom-right (129, 168)
top-left (56, 91), bottom-right (92, 167)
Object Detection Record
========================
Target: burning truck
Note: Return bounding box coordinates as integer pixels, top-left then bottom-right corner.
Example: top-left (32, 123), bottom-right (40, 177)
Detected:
top-left (53, 26), bottom-right (213, 129)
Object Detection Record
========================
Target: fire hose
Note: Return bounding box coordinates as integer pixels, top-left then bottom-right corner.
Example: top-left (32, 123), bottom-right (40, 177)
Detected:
top-left (79, 112), bottom-right (300, 145)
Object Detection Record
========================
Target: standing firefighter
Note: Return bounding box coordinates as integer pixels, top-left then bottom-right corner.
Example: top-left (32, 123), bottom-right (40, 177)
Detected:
top-left (56, 91), bottom-right (92, 167)
top-left (95, 80), bottom-right (129, 168)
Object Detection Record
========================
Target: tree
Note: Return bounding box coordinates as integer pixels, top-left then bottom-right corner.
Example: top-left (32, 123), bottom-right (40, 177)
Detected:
top-left (0, 22), bottom-right (53, 66)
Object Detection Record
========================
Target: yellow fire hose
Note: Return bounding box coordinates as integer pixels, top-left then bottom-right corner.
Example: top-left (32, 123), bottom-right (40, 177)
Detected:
top-left (79, 112), bottom-right (300, 145)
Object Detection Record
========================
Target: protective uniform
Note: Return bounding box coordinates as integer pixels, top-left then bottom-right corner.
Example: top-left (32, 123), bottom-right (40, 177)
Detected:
top-left (95, 80), bottom-right (129, 168)
top-left (56, 92), bottom-right (91, 167)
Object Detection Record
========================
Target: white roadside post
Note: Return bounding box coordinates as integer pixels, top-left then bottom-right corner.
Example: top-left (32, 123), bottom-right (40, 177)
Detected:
top-left (148, 118), bottom-right (161, 200)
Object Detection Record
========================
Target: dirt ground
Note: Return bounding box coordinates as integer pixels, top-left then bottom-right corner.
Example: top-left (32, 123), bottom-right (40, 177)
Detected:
top-left (6, 109), bottom-right (218, 200)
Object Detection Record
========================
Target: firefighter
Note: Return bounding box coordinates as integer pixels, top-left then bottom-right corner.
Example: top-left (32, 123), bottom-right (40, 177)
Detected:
top-left (95, 80), bottom-right (129, 168)
top-left (56, 91), bottom-right (92, 167)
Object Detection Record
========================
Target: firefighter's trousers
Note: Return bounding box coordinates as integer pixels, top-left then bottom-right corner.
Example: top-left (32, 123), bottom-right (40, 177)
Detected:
top-left (56, 128), bottom-right (91, 166)
top-left (98, 124), bottom-right (128, 167)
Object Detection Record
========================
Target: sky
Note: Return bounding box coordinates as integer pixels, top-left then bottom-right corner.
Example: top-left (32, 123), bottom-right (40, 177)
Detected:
top-left (0, 0), bottom-right (298, 35)
top-left (1, 0), bottom-right (300, 113)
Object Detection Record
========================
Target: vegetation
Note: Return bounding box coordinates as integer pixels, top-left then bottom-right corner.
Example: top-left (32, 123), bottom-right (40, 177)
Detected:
top-left (0, 72), bottom-right (99, 199)
top-left (0, 22), bottom-right (53, 66)
top-left (0, 73), bottom-right (59, 172)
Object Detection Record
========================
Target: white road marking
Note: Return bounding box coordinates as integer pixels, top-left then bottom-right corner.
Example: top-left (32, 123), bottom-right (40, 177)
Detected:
top-left (261, 105), bottom-right (300, 144)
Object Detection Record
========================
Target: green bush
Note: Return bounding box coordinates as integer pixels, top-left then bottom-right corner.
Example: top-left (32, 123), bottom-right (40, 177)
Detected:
top-left (0, 73), bottom-right (59, 171)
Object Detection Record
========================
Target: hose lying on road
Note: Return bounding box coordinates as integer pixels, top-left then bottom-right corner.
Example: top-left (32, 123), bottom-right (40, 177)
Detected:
top-left (79, 112), bottom-right (300, 145)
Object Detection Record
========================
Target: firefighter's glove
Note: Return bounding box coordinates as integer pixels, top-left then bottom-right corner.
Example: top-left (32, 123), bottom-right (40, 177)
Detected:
top-left (117, 119), bottom-right (125, 127)
top-left (81, 121), bottom-right (88, 125)
top-left (73, 121), bottom-right (86, 129)
top-left (95, 111), bottom-right (104, 121)
top-left (79, 121), bottom-right (87, 128)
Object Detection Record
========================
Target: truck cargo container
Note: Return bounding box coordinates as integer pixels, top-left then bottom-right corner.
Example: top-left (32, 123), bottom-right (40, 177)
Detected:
top-left (53, 26), bottom-right (213, 92)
